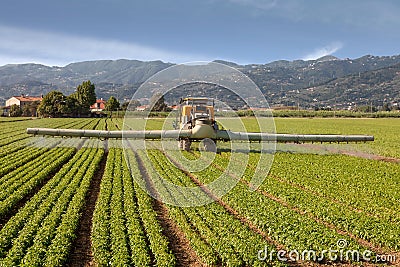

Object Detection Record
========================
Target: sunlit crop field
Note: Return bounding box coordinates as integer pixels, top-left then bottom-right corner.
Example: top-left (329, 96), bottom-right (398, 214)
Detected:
top-left (0, 117), bottom-right (399, 266)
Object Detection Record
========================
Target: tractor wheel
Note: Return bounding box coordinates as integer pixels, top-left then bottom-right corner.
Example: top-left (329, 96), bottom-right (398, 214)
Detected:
top-left (178, 140), bottom-right (183, 150)
top-left (179, 139), bottom-right (191, 151)
top-left (200, 138), bottom-right (217, 152)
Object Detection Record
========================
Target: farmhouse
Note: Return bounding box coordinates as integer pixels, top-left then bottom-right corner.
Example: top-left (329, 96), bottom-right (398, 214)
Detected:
top-left (5, 95), bottom-right (43, 108)
top-left (3, 95), bottom-right (43, 116)
top-left (90, 99), bottom-right (107, 112)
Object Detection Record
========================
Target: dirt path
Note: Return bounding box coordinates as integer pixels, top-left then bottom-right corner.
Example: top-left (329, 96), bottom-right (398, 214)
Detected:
top-left (134, 151), bottom-right (204, 267)
top-left (66, 140), bottom-right (108, 267)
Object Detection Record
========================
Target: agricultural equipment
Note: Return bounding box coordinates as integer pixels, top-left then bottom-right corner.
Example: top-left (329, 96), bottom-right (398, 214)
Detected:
top-left (27, 97), bottom-right (374, 151)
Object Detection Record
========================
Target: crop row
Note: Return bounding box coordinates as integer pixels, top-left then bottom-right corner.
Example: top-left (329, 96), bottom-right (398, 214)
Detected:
top-left (79, 118), bottom-right (102, 130)
top-left (181, 150), bottom-right (368, 256)
top-left (0, 139), bottom-right (72, 188)
top-left (0, 144), bottom-right (93, 257)
top-left (0, 137), bottom-right (46, 159)
top-left (94, 118), bottom-right (108, 130)
top-left (0, 140), bottom-right (103, 266)
top-left (0, 125), bottom-right (27, 137)
top-left (0, 132), bottom-right (30, 148)
top-left (218, 149), bottom-right (400, 221)
top-left (92, 148), bottom-right (175, 266)
top-left (0, 144), bottom-right (77, 217)
top-left (0, 118), bottom-right (94, 148)
top-left (141, 149), bottom-right (285, 267)
top-left (0, 144), bottom-right (57, 177)
top-left (214, 152), bottom-right (400, 251)
top-left (0, 118), bottom-right (102, 163)
top-left (106, 118), bottom-right (120, 130)
top-left (0, 117), bottom-right (32, 123)
top-left (263, 153), bottom-right (400, 221)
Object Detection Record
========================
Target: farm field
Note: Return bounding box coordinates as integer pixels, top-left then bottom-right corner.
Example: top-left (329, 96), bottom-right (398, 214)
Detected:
top-left (0, 117), bottom-right (399, 266)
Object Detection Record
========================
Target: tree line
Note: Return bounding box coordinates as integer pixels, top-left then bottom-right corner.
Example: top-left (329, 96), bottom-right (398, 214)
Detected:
top-left (5, 81), bottom-right (127, 117)
top-left (38, 80), bottom-right (97, 117)
top-left (6, 83), bottom-right (175, 117)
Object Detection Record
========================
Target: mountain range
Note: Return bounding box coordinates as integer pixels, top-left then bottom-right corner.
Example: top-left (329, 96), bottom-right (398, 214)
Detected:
top-left (1, 55), bottom-right (400, 109)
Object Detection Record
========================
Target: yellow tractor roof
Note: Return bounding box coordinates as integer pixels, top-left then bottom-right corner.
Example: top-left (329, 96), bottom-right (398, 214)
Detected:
top-left (182, 97), bottom-right (210, 101)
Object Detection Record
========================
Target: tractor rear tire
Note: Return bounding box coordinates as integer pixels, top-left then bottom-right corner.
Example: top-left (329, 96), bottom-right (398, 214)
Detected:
top-left (179, 139), bottom-right (191, 151)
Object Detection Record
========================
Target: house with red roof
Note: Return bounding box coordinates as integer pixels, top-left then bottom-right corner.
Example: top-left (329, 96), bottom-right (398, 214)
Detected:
top-left (90, 99), bottom-right (106, 112)
top-left (6, 95), bottom-right (43, 108)
top-left (3, 95), bottom-right (43, 116)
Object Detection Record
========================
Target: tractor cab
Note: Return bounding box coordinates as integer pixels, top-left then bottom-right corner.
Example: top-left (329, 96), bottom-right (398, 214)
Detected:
top-left (177, 98), bottom-right (215, 129)
top-left (175, 97), bottom-right (217, 151)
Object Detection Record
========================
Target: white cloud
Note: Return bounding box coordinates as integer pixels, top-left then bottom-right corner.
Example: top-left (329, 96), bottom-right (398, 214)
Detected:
top-left (302, 42), bottom-right (343, 61)
top-left (0, 25), bottom-right (210, 66)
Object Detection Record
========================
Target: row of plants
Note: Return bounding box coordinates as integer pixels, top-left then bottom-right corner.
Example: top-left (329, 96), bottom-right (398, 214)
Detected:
top-left (38, 141), bottom-right (104, 266)
top-left (123, 149), bottom-right (174, 266)
top-left (214, 151), bottom-right (400, 250)
top-left (0, 144), bottom-right (92, 259)
top-left (0, 118), bottom-right (102, 171)
top-left (0, 139), bottom-right (70, 188)
top-left (94, 118), bottom-right (107, 130)
top-left (266, 153), bottom-right (400, 221)
top-left (0, 132), bottom-right (30, 148)
top-left (180, 151), bottom-right (369, 258)
top-left (92, 148), bottom-right (175, 266)
top-left (0, 117), bottom-right (33, 123)
top-left (0, 118), bottom-right (95, 149)
top-left (135, 149), bottom-right (221, 266)
top-left (106, 118), bottom-right (120, 131)
top-left (0, 140), bottom-right (103, 266)
top-left (0, 140), bottom-right (66, 196)
top-left (0, 145), bottom-right (54, 177)
top-left (0, 145), bottom-right (76, 217)
top-left (216, 146), bottom-right (400, 222)
top-left (73, 118), bottom-right (98, 130)
top-left (143, 149), bottom-right (286, 267)
top-left (0, 124), bottom-right (27, 137)
top-left (0, 139), bottom-right (31, 159)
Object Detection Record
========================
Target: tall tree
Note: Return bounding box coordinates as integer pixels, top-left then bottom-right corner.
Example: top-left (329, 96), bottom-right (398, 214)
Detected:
top-left (71, 80), bottom-right (96, 115)
top-left (37, 91), bottom-right (67, 117)
top-left (105, 96), bottom-right (120, 111)
top-left (62, 96), bottom-right (80, 117)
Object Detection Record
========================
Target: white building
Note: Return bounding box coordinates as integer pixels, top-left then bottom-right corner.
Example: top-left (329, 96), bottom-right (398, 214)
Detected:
top-left (6, 95), bottom-right (43, 108)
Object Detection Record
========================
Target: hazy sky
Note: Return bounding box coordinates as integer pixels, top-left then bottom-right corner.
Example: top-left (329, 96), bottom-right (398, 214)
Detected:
top-left (1, 0), bottom-right (399, 66)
